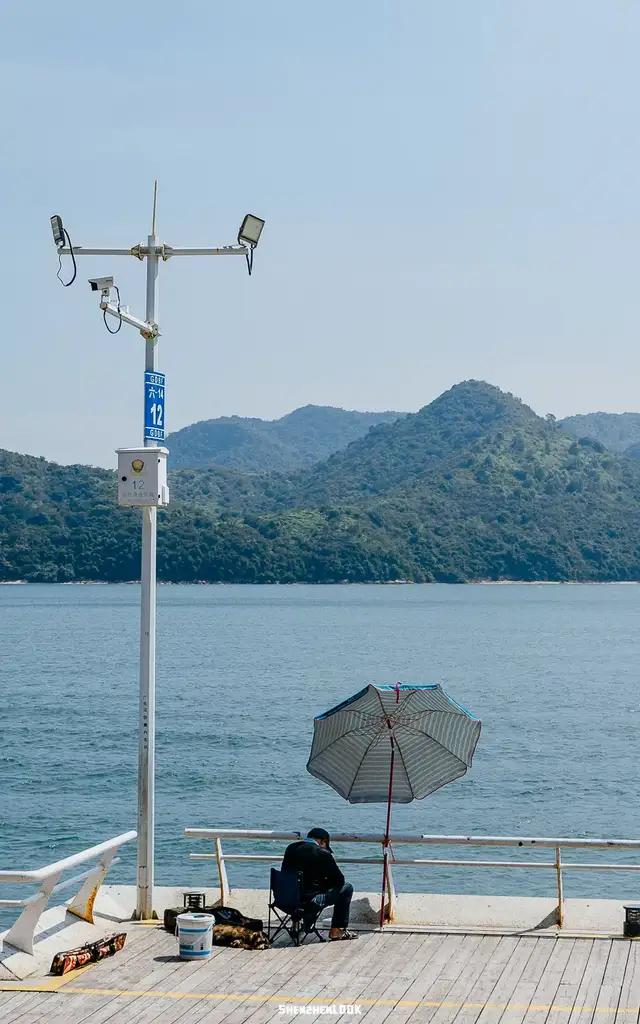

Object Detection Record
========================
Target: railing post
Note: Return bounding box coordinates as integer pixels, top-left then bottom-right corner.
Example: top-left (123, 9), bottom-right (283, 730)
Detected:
top-left (215, 838), bottom-right (230, 905)
top-left (385, 854), bottom-right (397, 923)
top-left (555, 846), bottom-right (564, 928)
top-left (4, 870), bottom-right (64, 955)
top-left (67, 846), bottom-right (119, 924)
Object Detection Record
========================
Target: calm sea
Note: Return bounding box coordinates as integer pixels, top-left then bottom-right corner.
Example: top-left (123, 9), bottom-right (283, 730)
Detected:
top-left (2, 583), bottom-right (640, 908)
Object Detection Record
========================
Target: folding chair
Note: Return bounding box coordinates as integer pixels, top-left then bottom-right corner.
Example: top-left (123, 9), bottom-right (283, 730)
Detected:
top-left (267, 868), bottom-right (326, 946)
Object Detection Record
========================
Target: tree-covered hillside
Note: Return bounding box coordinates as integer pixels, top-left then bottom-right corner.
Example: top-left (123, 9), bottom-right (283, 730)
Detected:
top-left (287, 381), bottom-right (537, 506)
top-left (560, 411), bottom-right (640, 455)
top-left (3, 381), bottom-right (640, 583)
top-left (167, 404), bottom-right (404, 472)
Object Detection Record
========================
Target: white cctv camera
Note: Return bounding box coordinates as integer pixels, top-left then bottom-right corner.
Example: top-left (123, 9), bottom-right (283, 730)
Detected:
top-left (88, 276), bottom-right (114, 293)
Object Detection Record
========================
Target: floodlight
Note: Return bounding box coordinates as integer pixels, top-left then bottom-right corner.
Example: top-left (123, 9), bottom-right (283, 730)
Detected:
top-left (50, 214), bottom-right (65, 248)
top-left (238, 214), bottom-right (265, 248)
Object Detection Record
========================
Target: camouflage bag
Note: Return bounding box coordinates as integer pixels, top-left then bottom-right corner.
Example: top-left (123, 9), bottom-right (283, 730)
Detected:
top-left (50, 932), bottom-right (126, 975)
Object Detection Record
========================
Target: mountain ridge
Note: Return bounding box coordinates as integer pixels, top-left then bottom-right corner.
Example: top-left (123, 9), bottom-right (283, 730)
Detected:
top-left (284, 381), bottom-right (538, 506)
top-left (560, 411), bottom-right (640, 455)
top-left (167, 404), bottom-right (405, 472)
top-left (3, 381), bottom-right (640, 584)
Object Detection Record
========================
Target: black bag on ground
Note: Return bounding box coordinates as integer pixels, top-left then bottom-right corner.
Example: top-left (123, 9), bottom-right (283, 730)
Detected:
top-left (163, 904), bottom-right (263, 934)
top-left (210, 905), bottom-right (263, 932)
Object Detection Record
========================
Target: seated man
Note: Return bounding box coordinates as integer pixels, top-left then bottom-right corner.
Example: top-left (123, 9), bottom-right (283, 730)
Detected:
top-left (282, 827), bottom-right (356, 940)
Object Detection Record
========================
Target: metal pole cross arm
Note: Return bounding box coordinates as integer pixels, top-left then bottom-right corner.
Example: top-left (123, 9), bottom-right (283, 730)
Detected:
top-left (164, 245), bottom-right (248, 257)
top-left (60, 244), bottom-right (248, 259)
top-left (60, 247), bottom-right (137, 257)
top-left (101, 302), bottom-right (160, 338)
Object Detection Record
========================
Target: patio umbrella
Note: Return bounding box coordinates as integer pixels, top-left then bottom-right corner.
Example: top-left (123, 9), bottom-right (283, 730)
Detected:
top-left (306, 682), bottom-right (481, 926)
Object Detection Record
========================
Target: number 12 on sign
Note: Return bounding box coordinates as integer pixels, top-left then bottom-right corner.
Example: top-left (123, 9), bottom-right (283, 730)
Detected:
top-left (144, 371), bottom-right (166, 442)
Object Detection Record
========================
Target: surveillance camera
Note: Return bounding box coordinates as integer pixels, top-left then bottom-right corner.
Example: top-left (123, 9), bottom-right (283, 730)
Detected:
top-left (88, 276), bottom-right (114, 293)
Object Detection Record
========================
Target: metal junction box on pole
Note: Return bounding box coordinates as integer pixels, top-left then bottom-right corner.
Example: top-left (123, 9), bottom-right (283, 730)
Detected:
top-left (116, 447), bottom-right (169, 507)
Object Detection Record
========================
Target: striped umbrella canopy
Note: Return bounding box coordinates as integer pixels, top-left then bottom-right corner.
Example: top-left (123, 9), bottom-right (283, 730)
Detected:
top-left (306, 682), bottom-right (481, 925)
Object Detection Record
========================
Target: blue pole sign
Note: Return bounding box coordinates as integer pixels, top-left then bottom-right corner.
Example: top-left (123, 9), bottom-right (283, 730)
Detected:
top-left (144, 371), bottom-right (166, 442)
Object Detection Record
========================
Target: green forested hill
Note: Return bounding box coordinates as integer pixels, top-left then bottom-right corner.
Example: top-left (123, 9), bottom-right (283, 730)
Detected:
top-left (167, 404), bottom-right (404, 472)
top-left (560, 411), bottom-right (640, 455)
top-left (287, 381), bottom-right (538, 505)
top-left (3, 381), bottom-right (640, 583)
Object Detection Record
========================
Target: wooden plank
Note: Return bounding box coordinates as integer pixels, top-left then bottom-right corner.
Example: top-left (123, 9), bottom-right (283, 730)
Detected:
top-left (495, 937), bottom-right (558, 1024)
top-left (209, 932), bottom-right (407, 1024)
top-left (31, 934), bottom-right (204, 1024)
top-left (31, 927), bottom-right (182, 1024)
top-left (566, 940), bottom-right (613, 1024)
top-left (12, 933), bottom-right (640, 1024)
top-left (340, 933), bottom-right (429, 1024)
top-left (247, 933), bottom-right (395, 1024)
top-left (200, 948), bottom-right (315, 1024)
top-left (443, 936), bottom-right (521, 1024)
top-left (615, 940), bottom-right (640, 1023)
top-left (30, 994), bottom-right (113, 1024)
top-left (0, 913), bottom-right (157, 1023)
top-left (457, 937), bottom-right (537, 1024)
top-left (143, 939), bottom-right (326, 1024)
top-left (54, 926), bottom-right (170, 998)
top-left (145, 948), bottom-right (318, 1024)
top-left (99, 945), bottom-right (254, 1024)
top-left (426, 936), bottom-right (504, 1024)
top-left (544, 940), bottom-right (596, 1024)
top-left (134, 945), bottom-right (248, 1001)
top-left (381, 934), bottom-right (491, 1024)
top-left (0, 992), bottom-right (48, 1024)
top-left (353, 934), bottom-right (443, 1024)
top-left (393, 935), bottom-right (485, 1024)
top-left (242, 934), bottom-right (398, 1024)
top-left (591, 940), bottom-right (631, 1023)
top-left (366, 935), bottom-right (442, 1019)
top-left (400, 934), bottom-right (488, 1024)
top-left (515, 937), bottom-right (574, 1022)
top-left (86, 927), bottom-right (173, 985)
top-left (0, 992), bottom-right (57, 1024)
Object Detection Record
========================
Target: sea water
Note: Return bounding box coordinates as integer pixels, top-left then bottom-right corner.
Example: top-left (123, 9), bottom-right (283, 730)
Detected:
top-left (1, 583), bottom-right (639, 906)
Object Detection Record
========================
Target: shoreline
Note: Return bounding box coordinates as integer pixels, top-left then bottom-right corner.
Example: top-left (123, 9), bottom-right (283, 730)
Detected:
top-left (3, 579), bottom-right (640, 586)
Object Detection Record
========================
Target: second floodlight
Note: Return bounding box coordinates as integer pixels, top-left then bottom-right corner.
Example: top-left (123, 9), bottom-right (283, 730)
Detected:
top-left (50, 215), bottom-right (65, 248)
top-left (238, 214), bottom-right (265, 248)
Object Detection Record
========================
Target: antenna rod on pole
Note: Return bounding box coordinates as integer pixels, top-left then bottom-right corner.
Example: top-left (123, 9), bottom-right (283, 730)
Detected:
top-left (151, 180), bottom-right (158, 239)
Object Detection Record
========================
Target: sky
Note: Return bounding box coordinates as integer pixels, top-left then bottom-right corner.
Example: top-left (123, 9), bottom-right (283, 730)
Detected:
top-left (2, 1), bottom-right (640, 467)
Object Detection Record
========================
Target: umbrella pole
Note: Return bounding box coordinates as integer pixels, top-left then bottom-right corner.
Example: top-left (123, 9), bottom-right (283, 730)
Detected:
top-left (379, 734), bottom-right (395, 928)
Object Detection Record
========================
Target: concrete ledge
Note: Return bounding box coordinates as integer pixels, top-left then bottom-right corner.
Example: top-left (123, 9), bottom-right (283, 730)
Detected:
top-left (100, 885), bottom-right (629, 936)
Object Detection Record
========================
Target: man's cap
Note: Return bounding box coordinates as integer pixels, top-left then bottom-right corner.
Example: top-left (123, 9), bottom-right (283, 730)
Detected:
top-left (307, 827), bottom-right (332, 852)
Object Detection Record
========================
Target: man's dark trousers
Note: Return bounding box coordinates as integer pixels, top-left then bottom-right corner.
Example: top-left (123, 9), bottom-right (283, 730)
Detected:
top-left (305, 882), bottom-right (353, 929)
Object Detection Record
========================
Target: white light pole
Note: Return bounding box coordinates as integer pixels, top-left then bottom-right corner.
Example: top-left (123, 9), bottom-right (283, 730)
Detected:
top-left (51, 184), bottom-right (265, 919)
top-left (138, 187), bottom-right (160, 920)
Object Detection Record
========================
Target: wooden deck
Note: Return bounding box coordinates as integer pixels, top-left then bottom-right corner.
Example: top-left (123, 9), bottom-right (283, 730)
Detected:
top-left (2, 926), bottom-right (640, 1023)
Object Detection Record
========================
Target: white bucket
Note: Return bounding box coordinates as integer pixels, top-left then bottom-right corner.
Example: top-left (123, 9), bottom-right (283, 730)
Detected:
top-left (176, 912), bottom-right (214, 960)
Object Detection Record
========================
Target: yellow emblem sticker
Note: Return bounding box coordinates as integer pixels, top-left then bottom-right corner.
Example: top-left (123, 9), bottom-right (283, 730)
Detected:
top-left (131, 459), bottom-right (144, 473)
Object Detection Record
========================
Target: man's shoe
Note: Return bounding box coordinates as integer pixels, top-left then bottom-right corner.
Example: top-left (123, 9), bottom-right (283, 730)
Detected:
top-left (329, 929), bottom-right (358, 941)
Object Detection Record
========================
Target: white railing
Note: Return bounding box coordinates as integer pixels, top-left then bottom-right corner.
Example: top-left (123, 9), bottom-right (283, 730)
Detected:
top-left (0, 830), bottom-right (137, 954)
top-left (184, 828), bottom-right (640, 928)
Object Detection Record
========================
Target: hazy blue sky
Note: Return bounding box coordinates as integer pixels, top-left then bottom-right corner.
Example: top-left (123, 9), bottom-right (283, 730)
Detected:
top-left (2, 1), bottom-right (640, 466)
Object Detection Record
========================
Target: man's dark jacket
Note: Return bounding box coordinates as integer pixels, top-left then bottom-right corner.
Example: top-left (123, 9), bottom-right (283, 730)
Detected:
top-left (282, 840), bottom-right (345, 896)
